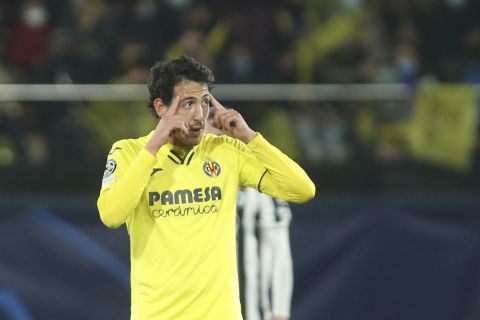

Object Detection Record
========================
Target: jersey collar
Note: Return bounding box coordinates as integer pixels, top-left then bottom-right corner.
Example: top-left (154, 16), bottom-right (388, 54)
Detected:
top-left (168, 148), bottom-right (195, 165)
top-left (145, 131), bottom-right (197, 166)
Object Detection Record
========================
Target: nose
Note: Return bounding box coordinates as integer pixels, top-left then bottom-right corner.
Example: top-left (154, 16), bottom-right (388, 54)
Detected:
top-left (192, 103), bottom-right (205, 120)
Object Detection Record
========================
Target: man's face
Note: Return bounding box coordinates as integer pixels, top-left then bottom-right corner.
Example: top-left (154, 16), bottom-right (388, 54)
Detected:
top-left (169, 80), bottom-right (210, 148)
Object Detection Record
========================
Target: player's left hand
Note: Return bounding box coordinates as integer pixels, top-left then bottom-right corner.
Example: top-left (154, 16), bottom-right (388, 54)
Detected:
top-left (209, 94), bottom-right (257, 143)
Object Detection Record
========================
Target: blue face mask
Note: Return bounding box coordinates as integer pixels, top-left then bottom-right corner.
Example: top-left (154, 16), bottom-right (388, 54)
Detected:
top-left (341, 0), bottom-right (362, 9)
top-left (166, 0), bottom-right (192, 10)
top-left (396, 57), bottom-right (416, 74)
top-left (231, 57), bottom-right (252, 76)
top-left (444, 0), bottom-right (466, 7)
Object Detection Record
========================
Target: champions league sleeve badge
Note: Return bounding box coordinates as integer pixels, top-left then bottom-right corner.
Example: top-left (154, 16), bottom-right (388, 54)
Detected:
top-left (102, 159), bottom-right (117, 186)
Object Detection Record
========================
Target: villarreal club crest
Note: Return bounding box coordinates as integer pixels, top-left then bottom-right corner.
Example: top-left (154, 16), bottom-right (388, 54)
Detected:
top-left (203, 160), bottom-right (221, 177)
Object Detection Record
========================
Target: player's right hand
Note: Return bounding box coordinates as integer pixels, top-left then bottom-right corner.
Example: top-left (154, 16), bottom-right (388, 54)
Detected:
top-left (145, 95), bottom-right (189, 155)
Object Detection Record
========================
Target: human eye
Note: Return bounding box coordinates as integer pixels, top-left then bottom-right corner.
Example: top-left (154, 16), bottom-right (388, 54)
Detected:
top-left (182, 100), bottom-right (194, 108)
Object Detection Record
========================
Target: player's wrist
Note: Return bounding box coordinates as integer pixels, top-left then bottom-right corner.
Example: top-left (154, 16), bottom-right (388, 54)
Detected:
top-left (144, 143), bottom-right (159, 156)
top-left (238, 129), bottom-right (257, 144)
top-left (145, 139), bottom-right (165, 156)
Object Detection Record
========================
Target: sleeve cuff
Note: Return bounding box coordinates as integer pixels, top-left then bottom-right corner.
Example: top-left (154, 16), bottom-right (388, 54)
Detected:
top-left (246, 132), bottom-right (264, 149)
top-left (139, 148), bottom-right (158, 164)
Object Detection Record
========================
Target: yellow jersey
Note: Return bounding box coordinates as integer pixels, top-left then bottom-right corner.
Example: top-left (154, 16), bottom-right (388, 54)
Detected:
top-left (97, 131), bottom-right (315, 320)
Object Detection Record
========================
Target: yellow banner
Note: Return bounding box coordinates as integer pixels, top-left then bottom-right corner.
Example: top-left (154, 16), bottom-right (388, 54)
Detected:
top-left (409, 84), bottom-right (477, 171)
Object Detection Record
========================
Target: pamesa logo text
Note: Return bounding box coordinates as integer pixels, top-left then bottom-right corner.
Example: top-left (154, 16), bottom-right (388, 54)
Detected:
top-left (148, 186), bottom-right (222, 206)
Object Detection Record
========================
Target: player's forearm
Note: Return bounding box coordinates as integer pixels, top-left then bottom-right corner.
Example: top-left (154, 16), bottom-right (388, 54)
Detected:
top-left (98, 149), bottom-right (156, 228)
top-left (247, 134), bottom-right (315, 203)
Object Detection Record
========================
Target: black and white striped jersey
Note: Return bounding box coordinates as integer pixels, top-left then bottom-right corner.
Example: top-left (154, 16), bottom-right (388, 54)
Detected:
top-left (237, 187), bottom-right (293, 320)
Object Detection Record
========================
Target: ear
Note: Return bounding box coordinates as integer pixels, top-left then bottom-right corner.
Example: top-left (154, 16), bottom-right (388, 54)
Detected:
top-left (153, 98), bottom-right (167, 118)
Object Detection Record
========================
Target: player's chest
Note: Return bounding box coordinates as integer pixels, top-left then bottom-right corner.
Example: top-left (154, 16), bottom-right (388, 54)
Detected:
top-left (145, 155), bottom-right (236, 198)
top-left (141, 151), bottom-right (238, 220)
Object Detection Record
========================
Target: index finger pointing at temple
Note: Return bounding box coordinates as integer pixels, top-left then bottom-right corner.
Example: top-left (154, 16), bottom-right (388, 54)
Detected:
top-left (209, 94), bottom-right (226, 111)
top-left (167, 95), bottom-right (181, 115)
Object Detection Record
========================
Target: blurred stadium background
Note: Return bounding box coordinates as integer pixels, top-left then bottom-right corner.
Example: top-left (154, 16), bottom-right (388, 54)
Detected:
top-left (1, 0), bottom-right (480, 319)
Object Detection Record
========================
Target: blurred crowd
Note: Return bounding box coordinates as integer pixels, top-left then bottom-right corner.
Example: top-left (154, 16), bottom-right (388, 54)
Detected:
top-left (1, 0), bottom-right (480, 192)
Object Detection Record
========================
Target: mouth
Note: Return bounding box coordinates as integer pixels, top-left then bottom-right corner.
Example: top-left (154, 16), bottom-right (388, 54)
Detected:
top-left (188, 126), bottom-right (203, 136)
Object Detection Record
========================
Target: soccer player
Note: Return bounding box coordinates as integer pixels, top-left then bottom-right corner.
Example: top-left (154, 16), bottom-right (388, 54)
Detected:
top-left (237, 187), bottom-right (293, 320)
top-left (97, 55), bottom-right (315, 320)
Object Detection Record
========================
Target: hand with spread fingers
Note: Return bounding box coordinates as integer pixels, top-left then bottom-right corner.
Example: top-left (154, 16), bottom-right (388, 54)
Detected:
top-left (145, 95), bottom-right (189, 155)
top-left (209, 94), bottom-right (257, 144)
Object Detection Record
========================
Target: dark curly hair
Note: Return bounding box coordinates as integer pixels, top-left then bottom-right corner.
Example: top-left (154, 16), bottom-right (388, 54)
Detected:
top-left (147, 55), bottom-right (214, 118)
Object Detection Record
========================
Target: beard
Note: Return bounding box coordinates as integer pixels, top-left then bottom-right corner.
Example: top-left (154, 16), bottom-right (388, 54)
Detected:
top-left (172, 120), bottom-right (204, 148)
top-left (172, 132), bottom-right (202, 148)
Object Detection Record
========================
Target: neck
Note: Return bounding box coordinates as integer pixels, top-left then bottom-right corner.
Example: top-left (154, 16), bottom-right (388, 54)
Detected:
top-left (171, 140), bottom-right (192, 156)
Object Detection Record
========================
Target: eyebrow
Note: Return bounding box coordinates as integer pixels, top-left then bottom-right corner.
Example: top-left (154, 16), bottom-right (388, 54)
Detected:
top-left (181, 96), bottom-right (196, 102)
top-left (180, 93), bottom-right (210, 101)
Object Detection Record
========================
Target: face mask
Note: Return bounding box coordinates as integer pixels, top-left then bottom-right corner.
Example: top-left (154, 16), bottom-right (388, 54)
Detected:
top-left (341, 0), bottom-right (362, 9)
top-left (396, 57), bottom-right (417, 74)
top-left (136, 0), bottom-right (156, 18)
top-left (166, 0), bottom-right (192, 10)
top-left (444, 0), bottom-right (466, 7)
top-left (22, 5), bottom-right (48, 28)
top-left (231, 57), bottom-right (252, 76)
